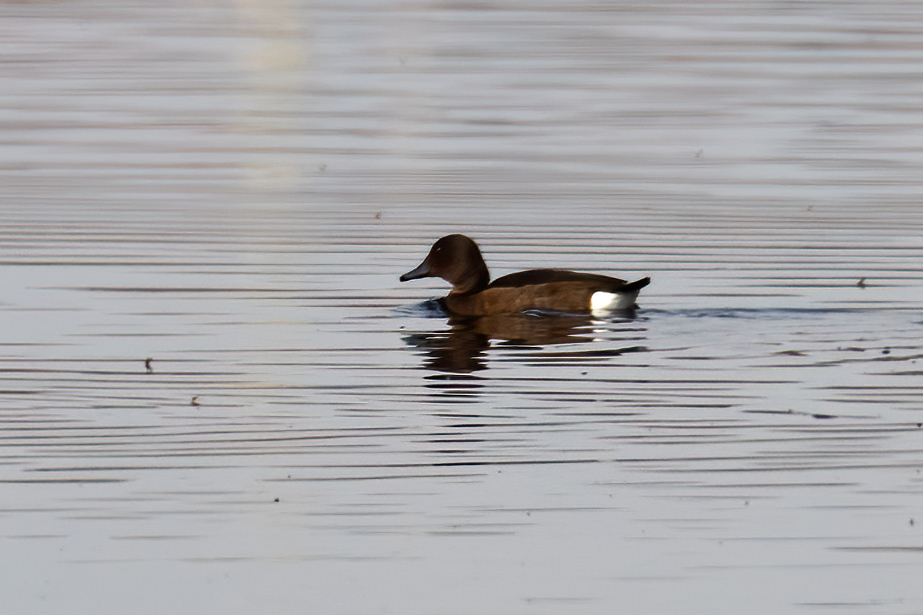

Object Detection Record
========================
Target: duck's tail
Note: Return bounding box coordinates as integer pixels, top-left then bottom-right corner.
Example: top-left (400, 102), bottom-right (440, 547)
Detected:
top-left (591, 277), bottom-right (651, 313)
top-left (620, 277), bottom-right (651, 293)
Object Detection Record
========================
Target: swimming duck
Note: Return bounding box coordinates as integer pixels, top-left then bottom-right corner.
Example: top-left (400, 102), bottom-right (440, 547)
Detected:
top-left (400, 234), bottom-right (650, 317)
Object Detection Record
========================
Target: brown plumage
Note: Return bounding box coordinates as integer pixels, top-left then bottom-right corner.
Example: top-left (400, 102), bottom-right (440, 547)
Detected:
top-left (400, 234), bottom-right (650, 317)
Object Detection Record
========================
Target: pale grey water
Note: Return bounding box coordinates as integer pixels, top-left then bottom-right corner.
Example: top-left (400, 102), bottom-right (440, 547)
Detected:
top-left (2, 1), bottom-right (923, 614)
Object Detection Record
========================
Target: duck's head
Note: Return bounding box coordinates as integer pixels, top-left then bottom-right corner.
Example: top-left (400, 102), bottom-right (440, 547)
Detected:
top-left (400, 234), bottom-right (490, 294)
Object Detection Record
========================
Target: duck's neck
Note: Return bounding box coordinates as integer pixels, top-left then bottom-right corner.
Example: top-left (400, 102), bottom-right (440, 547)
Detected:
top-left (451, 261), bottom-right (490, 295)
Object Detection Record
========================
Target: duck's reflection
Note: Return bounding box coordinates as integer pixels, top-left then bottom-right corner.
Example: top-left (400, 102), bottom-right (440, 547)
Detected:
top-left (403, 309), bottom-right (645, 389)
top-left (405, 313), bottom-right (593, 373)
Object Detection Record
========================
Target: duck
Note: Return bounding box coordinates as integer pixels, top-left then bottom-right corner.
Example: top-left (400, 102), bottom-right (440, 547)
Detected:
top-left (400, 234), bottom-right (650, 317)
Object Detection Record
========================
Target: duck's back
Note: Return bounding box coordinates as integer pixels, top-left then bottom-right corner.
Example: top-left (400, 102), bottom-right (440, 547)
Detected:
top-left (489, 268), bottom-right (627, 290)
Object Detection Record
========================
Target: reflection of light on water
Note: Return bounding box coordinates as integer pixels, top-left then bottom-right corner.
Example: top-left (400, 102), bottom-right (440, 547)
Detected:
top-left (233, 0), bottom-right (312, 192)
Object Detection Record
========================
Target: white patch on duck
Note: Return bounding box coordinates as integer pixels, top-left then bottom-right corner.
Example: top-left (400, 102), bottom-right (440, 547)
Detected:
top-left (590, 290), bottom-right (639, 315)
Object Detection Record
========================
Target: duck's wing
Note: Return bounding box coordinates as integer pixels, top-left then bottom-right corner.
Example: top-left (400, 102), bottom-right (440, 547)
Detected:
top-left (489, 268), bottom-right (634, 289)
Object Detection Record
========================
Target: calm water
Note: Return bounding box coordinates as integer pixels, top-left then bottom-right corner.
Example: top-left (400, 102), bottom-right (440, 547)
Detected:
top-left (2, 1), bottom-right (923, 614)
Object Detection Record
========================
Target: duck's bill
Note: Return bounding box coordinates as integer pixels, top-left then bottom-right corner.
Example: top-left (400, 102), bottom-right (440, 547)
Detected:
top-left (400, 260), bottom-right (431, 282)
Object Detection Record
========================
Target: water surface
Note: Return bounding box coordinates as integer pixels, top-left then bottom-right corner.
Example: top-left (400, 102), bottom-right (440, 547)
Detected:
top-left (2, 1), bottom-right (923, 614)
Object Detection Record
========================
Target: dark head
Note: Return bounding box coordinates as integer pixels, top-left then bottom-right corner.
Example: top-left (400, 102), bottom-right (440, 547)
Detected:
top-left (399, 234), bottom-right (491, 294)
